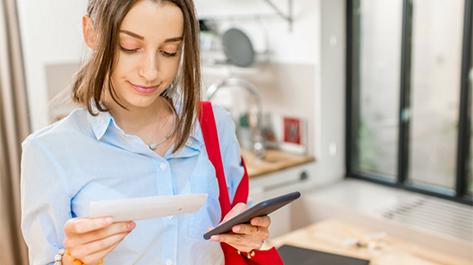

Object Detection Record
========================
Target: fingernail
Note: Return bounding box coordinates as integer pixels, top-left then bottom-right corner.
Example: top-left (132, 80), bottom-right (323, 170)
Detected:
top-left (103, 217), bottom-right (112, 225)
top-left (211, 235), bottom-right (220, 241)
top-left (128, 222), bottom-right (136, 230)
top-left (234, 226), bottom-right (241, 232)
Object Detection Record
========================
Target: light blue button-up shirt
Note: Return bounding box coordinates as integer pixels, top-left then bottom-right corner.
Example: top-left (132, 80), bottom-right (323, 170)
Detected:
top-left (21, 103), bottom-right (246, 265)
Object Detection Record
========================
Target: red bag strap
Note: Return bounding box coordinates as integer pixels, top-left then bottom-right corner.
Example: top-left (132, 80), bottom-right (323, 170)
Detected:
top-left (198, 101), bottom-right (283, 265)
top-left (198, 101), bottom-right (232, 217)
top-left (198, 101), bottom-right (250, 214)
top-left (233, 158), bottom-right (250, 208)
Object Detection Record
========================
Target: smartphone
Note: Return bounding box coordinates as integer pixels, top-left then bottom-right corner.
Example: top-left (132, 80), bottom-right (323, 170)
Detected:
top-left (203, 191), bottom-right (301, 240)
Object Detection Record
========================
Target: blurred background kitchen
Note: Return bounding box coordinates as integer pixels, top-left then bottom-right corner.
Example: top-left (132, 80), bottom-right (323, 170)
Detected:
top-left (1, 0), bottom-right (472, 264)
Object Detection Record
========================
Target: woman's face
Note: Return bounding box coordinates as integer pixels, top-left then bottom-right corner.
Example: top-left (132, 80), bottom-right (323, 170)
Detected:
top-left (109, 0), bottom-right (184, 110)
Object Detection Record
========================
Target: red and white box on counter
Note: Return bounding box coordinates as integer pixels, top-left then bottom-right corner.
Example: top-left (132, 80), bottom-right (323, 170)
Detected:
top-left (262, 113), bottom-right (307, 155)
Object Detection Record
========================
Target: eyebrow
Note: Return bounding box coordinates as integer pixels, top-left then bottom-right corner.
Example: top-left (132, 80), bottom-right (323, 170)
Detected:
top-left (120, 30), bottom-right (144, 40)
top-left (119, 30), bottom-right (183, 43)
top-left (164, 37), bottom-right (183, 43)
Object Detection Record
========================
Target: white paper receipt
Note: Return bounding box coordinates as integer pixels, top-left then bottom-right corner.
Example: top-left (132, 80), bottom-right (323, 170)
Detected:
top-left (89, 194), bottom-right (208, 222)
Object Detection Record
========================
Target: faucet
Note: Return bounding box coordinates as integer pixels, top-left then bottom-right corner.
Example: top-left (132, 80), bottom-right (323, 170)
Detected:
top-left (206, 77), bottom-right (266, 160)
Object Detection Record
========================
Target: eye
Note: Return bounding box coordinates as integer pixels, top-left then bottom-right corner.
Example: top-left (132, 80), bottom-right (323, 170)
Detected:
top-left (119, 46), bottom-right (138, 54)
top-left (163, 51), bottom-right (178, 57)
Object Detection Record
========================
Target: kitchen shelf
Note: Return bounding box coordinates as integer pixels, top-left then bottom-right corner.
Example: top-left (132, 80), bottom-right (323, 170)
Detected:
top-left (262, 0), bottom-right (293, 27)
top-left (199, 0), bottom-right (293, 31)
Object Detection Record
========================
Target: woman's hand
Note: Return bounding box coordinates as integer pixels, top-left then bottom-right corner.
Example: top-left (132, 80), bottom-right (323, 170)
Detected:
top-left (207, 203), bottom-right (270, 253)
top-left (62, 217), bottom-right (135, 265)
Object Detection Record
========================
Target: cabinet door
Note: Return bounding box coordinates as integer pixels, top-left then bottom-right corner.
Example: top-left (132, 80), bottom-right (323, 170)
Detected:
top-left (249, 163), bottom-right (314, 238)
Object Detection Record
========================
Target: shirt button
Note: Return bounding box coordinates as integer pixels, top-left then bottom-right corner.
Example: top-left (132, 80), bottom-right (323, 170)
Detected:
top-left (166, 260), bottom-right (172, 265)
top-left (160, 163), bottom-right (167, 170)
top-left (186, 139), bottom-right (193, 146)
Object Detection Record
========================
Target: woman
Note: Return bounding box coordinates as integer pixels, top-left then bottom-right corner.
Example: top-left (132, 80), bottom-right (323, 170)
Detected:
top-left (20, 0), bottom-right (272, 264)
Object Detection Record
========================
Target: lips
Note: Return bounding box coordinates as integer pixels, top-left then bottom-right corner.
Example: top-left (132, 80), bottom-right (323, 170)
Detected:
top-left (129, 82), bottom-right (159, 95)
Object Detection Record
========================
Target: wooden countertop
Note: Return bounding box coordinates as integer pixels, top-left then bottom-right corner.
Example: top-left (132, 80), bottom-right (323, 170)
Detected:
top-left (241, 149), bottom-right (315, 178)
top-left (266, 219), bottom-right (472, 265)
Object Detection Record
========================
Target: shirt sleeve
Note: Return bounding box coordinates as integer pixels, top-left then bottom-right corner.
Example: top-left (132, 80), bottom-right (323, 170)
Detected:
top-left (21, 137), bottom-right (72, 265)
top-left (211, 104), bottom-right (253, 206)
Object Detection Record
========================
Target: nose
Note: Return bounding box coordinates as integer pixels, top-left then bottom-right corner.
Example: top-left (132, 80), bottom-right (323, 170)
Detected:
top-left (139, 52), bottom-right (159, 81)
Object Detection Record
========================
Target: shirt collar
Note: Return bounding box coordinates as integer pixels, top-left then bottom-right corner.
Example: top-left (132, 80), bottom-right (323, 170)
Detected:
top-left (182, 121), bottom-right (202, 149)
top-left (88, 110), bottom-right (116, 140)
top-left (87, 106), bottom-right (205, 148)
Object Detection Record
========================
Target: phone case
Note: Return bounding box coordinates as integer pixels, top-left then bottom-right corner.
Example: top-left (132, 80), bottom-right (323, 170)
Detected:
top-left (203, 191), bottom-right (301, 239)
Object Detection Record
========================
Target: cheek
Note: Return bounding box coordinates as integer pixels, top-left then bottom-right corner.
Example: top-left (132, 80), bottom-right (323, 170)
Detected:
top-left (110, 58), bottom-right (136, 89)
top-left (112, 57), bottom-right (136, 82)
top-left (116, 55), bottom-right (140, 72)
top-left (159, 59), bottom-right (180, 80)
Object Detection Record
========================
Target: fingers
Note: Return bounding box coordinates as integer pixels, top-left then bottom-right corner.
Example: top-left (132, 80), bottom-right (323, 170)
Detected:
top-left (64, 220), bottom-right (135, 247)
top-left (211, 233), bottom-right (264, 253)
top-left (250, 216), bottom-right (271, 228)
top-left (85, 232), bottom-right (128, 255)
top-left (232, 224), bottom-right (259, 236)
top-left (210, 224), bottom-right (269, 252)
top-left (210, 218), bottom-right (271, 253)
top-left (63, 217), bottom-right (136, 264)
top-left (64, 217), bottom-right (113, 235)
top-left (69, 232), bottom-right (128, 264)
top-left (212, 204), bottom-right (272, 253)
top-left (220, 203), bottom-right (249, 224)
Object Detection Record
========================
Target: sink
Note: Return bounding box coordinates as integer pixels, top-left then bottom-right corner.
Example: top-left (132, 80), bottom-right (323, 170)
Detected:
top-left (206, 77), bottom-right (266, 160)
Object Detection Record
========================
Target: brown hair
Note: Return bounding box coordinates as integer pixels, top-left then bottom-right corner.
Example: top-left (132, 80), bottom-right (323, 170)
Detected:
top-left (72, 0), bottom-right (201, 153)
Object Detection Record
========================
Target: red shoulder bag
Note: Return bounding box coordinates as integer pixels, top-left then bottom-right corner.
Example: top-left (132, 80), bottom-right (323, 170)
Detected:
top-left (198, 101), bottom-right (284, 265)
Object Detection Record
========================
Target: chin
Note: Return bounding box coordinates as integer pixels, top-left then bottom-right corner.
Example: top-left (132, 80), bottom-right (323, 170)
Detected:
top-left (129, 97), bottom-right (161, 109)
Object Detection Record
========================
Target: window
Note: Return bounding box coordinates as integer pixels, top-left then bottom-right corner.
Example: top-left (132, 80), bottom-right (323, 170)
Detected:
top-left (357, 0), bottom-right (402, 179)
top-left (347, 0), bottom-right (473, 204)
top-left (469, 27), bottom-right (473, 196)
top-left (409, 0), bottom-right (464, 190)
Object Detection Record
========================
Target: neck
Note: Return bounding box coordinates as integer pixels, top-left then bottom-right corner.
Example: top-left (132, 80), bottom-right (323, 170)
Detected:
top-left (104, 94), bottom-right (171, 132)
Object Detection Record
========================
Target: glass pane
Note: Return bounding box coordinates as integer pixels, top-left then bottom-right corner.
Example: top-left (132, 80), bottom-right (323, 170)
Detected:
top-left (469, 32), bottom-right (473, 196)
top-left (357, 0), bottom-right (402, 177)
top-left (470, 80), bottom-right (473, 195)
top-left (409, 0), bottom-right (464, 190)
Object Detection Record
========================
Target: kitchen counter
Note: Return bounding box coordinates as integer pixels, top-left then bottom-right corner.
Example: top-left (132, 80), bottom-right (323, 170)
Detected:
top-left (241, 149), bottom-right (315, 178)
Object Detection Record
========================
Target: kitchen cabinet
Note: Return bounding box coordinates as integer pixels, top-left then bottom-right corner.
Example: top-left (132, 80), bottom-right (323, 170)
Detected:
top-left (245, 150), bottom-right (315, 238)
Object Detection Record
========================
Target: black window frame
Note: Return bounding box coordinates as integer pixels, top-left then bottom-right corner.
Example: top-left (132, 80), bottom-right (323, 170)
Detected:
top-left (346, 0), bottom-right (473, 206)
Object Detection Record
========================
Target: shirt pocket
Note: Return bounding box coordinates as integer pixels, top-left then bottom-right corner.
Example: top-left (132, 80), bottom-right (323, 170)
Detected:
top-left (188, 173), bottom-right (222, 239)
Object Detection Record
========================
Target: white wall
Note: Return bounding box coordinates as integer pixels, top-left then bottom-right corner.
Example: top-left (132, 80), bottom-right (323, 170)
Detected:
top-left (314, 0), bottom-right (346, 185)
top-left (17, 0), bottom-right (87, 131)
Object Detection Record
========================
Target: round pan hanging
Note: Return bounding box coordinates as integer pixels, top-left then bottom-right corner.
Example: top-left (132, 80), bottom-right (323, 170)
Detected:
top-left (222, 28), bottom-right (255, 68)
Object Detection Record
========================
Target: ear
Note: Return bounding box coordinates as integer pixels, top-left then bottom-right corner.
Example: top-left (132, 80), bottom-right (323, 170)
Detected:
top-left (82, 15), bottom-right (97, 50)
